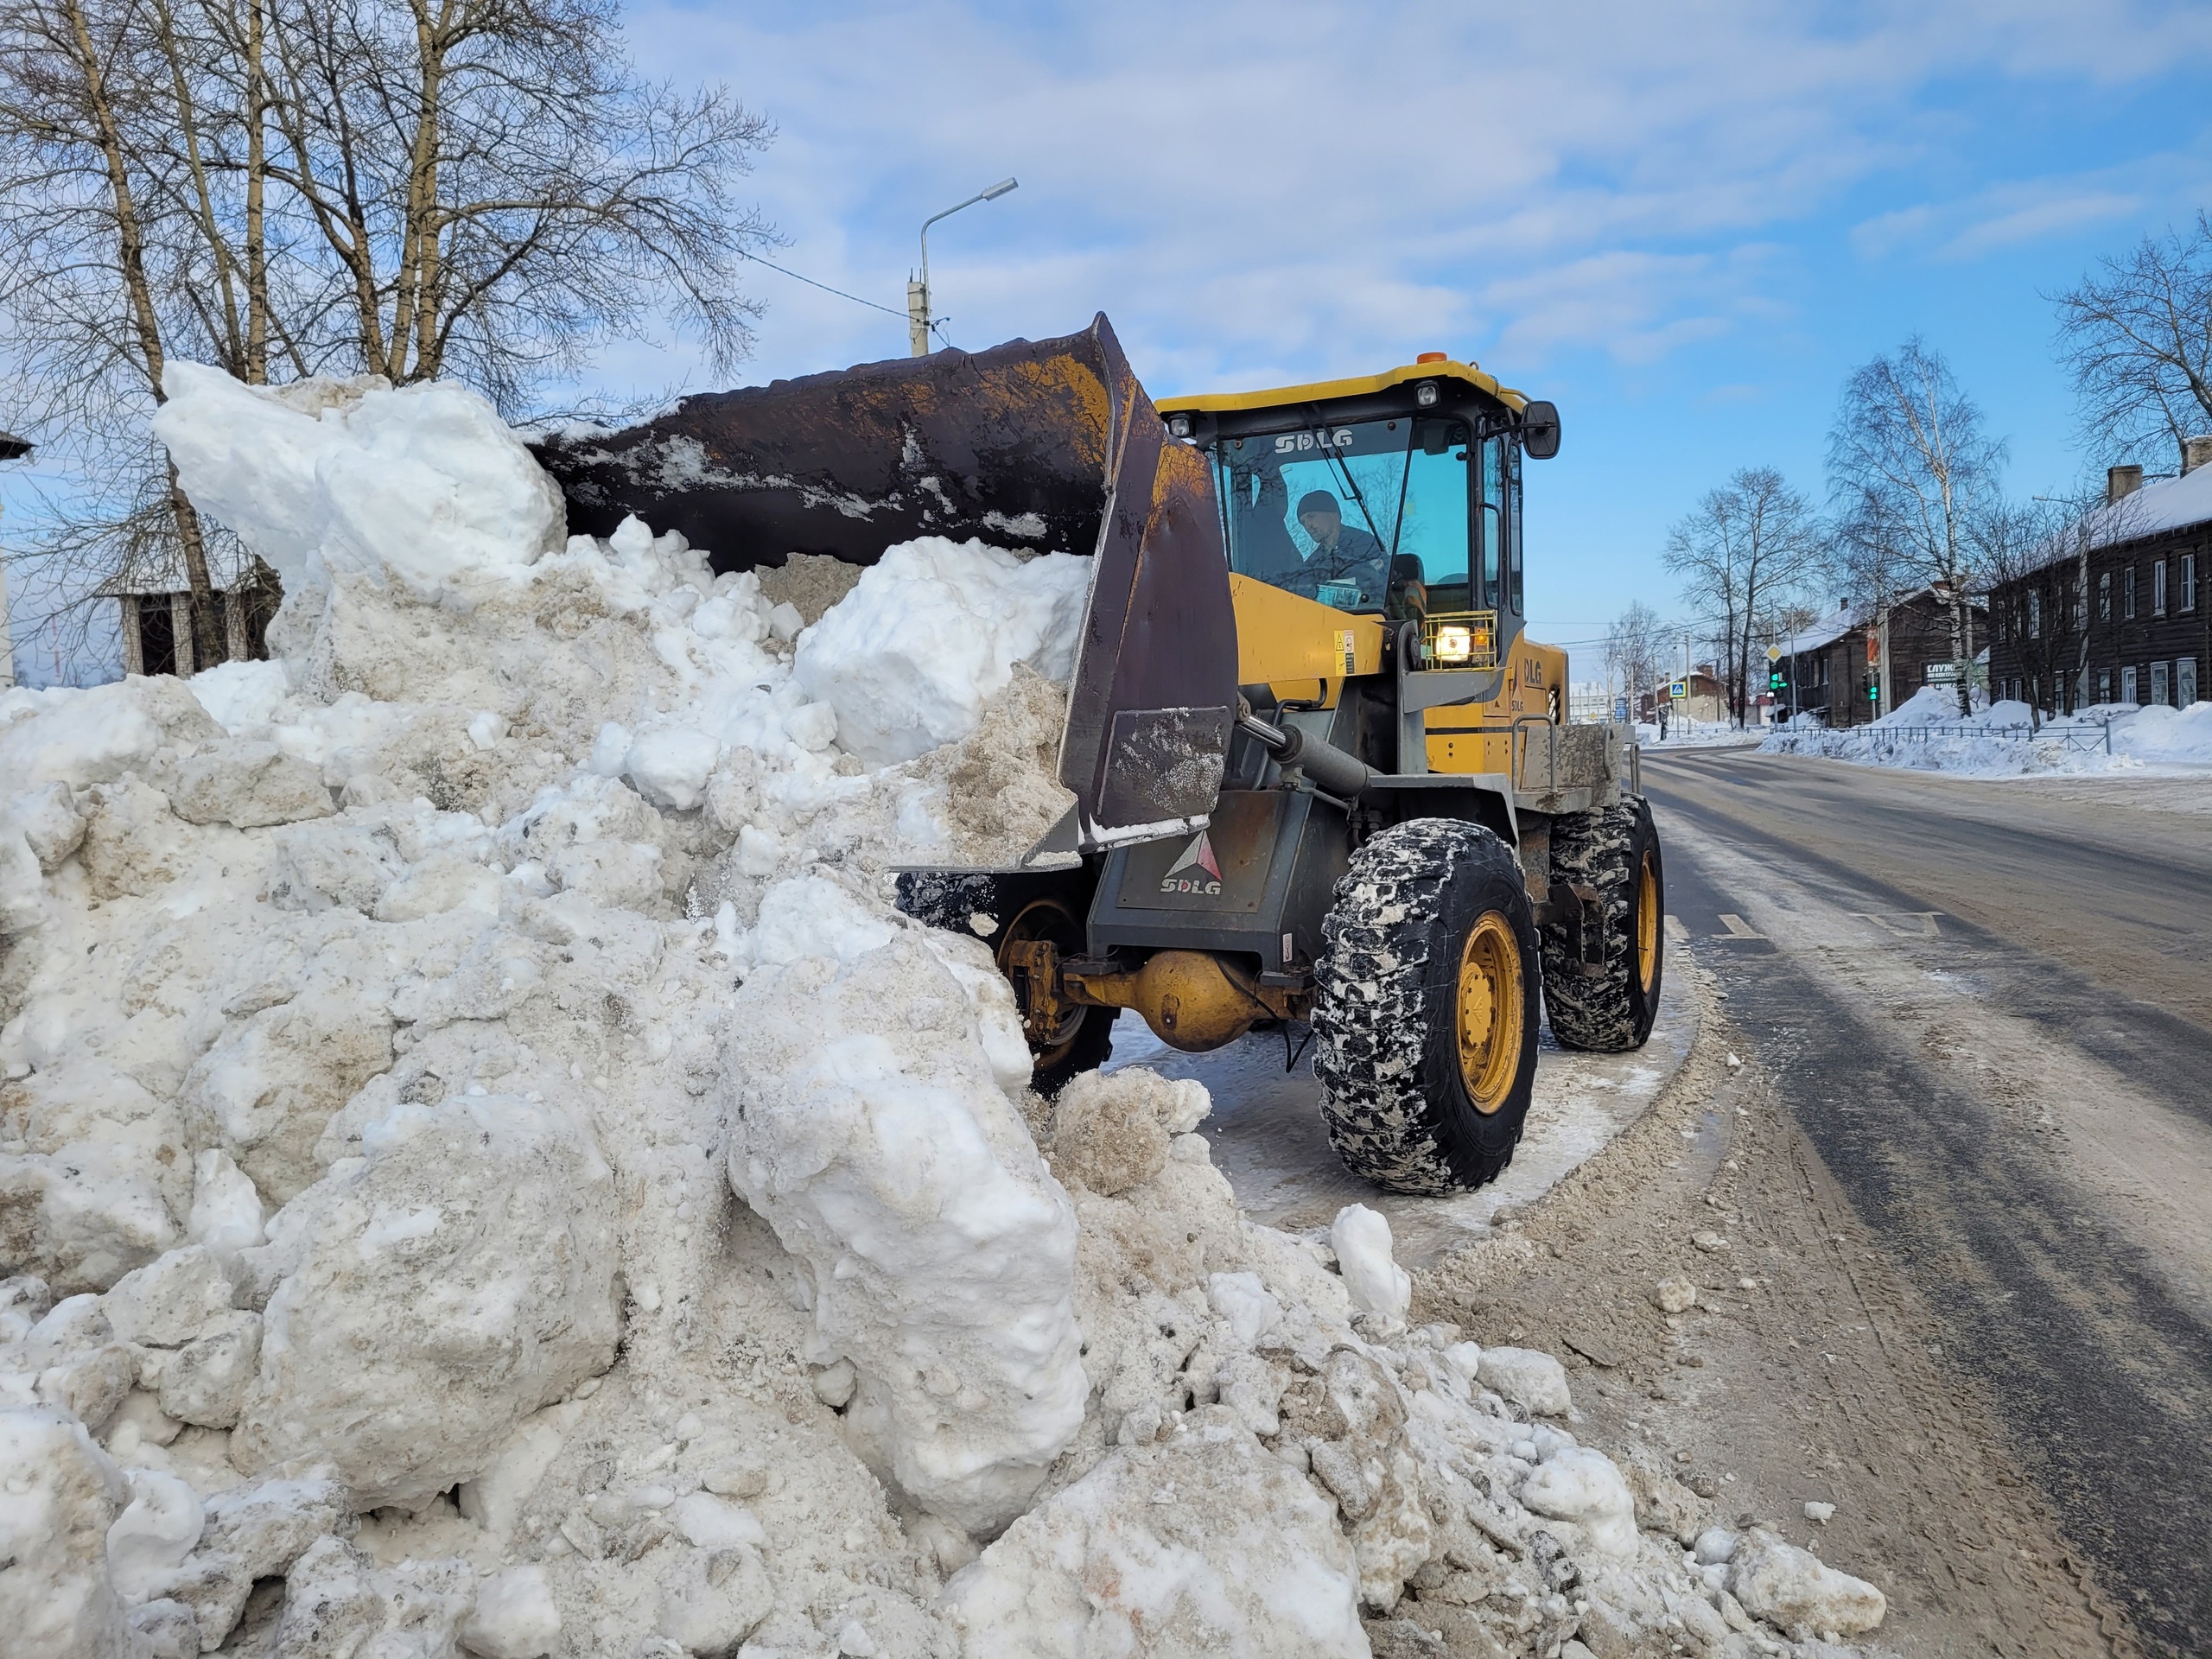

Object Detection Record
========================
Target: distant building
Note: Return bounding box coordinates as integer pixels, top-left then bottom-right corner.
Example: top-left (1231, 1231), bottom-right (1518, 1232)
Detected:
top-left (1986, 446), bottom-right (2211, 713)
top-left (1638, 665), bottom-right (1726, 726)
top-left (1775, 588), bottom-right (1988, 727)
top-left (1567, 680), bottom-right (1611, 723)
top-left (99, 543), bottom-right (280, 677)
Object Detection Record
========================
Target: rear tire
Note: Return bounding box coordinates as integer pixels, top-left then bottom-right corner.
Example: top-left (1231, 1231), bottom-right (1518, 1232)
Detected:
top-left (1541, 797), bottom-right (1664, 1052)
top-left (1312, 818), bottom-right (1541, 1194)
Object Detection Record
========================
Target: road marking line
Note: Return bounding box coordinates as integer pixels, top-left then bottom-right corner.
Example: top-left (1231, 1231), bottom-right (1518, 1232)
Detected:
top-left (1664, 915), bottom-right (1689, 943)
top-left (1853, 912), bottom-right (1944, 938)
top-left (1716, 913), bottom-right (1764, 938)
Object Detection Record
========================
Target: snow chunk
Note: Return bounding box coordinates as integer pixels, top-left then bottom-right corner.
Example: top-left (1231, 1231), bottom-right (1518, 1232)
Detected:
top-left (794, 537), bottom-right (1092, 766)
top-left (99, 1246), bottom-right (234, 1348)
top-left (186, 1151), bottom-right (266, 1264)
top-left (1051, 1068), bottom-right (1201, 1196)
top-left (105, 1467), bottom-right (204, 1600)
top-left (460, 1563), bottom-right (562, 1659)
top-left (153, 364), bottom-right (564, 603)
top-left (624, 726), bottom-right (721, 810)
top-left (1477, 1345), bottom-right (1573, 1416)
top-left (1728, 1527), bottom-right (1887, 1636)
top-left (1331, 1204), bottom-right (1411, 1319)
top-left (721, 928), bottom-right (1084, 1535)
top-left (232, 1093), bottom-right (620, 1508)
top-left (1518, 1445), bottom-right (1637, 1557)
top-left (0, 1407), bottom-right (130, 1653)
top-left (944, 1408), bottom-right (1365, 1657)
top-left (189, 658), bottom-right (291, 733)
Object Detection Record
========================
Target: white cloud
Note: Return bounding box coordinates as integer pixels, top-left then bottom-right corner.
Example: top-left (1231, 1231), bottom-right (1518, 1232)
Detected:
top-left (593, 0), bottom-right (2212, 400)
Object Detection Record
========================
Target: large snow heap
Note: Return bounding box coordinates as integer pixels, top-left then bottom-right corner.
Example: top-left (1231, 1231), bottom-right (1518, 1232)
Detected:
top-left (1, 368), bottom-right (1886, 1658)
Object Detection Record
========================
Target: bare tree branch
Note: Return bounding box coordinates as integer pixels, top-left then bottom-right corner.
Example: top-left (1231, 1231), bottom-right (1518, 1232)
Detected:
top-left (2051, 213), bottom-right (2212, 473)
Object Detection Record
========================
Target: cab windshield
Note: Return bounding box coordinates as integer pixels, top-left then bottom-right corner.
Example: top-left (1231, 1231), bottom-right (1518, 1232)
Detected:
top-left (1210, 416), bottom-right (1483, 614)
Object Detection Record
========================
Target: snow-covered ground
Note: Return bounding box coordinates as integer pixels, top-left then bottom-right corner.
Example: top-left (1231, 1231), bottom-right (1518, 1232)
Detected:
top-left (3, 365), bottom-right (1891, 1657)
top-left (1632, 721), bottom-right (1764, 750)
top-left (1760, 683), bottom-right (2212, 779)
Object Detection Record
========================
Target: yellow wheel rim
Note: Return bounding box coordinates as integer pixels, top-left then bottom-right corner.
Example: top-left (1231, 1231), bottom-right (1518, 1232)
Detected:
top-left (1635, 849), bottom-right (1660, 995)
top-left (1457, 911), bottom-right (1525, 1114)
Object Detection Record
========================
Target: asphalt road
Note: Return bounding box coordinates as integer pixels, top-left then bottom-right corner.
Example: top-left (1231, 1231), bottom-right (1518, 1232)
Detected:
top-left (1643, 747), bottom-right (2212, 1657)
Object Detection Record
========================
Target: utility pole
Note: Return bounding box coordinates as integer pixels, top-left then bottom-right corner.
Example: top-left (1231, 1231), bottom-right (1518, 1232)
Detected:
top-left (910, 178), bottom-right (1019, 357)
top-left (0, 431), bottom-right (31, 690)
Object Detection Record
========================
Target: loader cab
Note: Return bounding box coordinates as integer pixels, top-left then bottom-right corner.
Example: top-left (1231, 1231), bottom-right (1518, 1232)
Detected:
top-left (1160, 357), bottom-right (1554, 674)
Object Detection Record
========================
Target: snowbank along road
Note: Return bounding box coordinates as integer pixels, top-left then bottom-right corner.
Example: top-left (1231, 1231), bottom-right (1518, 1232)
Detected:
top-left (1642, 746), bottom-right (2212, 1656)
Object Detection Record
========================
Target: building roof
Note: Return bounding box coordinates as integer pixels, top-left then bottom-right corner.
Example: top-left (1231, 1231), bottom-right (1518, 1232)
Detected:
top-left (94, 537), bottom-right (271, 597)
top-left (2079, 464), bottom-right (2212, 551)
top-left (1779, 584), bottom-right (1981, 654)
top-left (1782, 603), bottom-right (1866, 656)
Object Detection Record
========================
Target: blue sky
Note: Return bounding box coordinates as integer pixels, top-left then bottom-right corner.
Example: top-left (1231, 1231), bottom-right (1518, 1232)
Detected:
top-left (591, 0), bottom-right (2212, 669)
top-left (7, 0), bottom-right (2209, 684)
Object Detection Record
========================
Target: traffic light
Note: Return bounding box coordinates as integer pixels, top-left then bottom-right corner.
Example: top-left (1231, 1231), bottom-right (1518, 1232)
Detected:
top-left (1866, 678), bottom-right (1879, 703)
top-left (1769, 669), bottom-right (1785, 691)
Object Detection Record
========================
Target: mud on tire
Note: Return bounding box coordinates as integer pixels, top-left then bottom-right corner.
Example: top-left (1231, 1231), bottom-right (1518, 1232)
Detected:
top-left (1541, 795), bottom-right (1663, 1052)
top-left (1313, 817), bottom-right (1541, 1195)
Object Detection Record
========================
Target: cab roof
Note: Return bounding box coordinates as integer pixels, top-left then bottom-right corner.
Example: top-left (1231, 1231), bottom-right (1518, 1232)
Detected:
top-left (1155, 355), bottom-right (1528, 417)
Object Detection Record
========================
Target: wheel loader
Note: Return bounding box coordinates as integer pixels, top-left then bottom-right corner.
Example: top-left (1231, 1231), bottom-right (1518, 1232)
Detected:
top-left (536, 315), bottom-right (1663, 1194)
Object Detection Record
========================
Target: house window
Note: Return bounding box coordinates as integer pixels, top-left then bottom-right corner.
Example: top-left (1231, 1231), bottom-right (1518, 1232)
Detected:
top-left (2027, 591), bottom-right (2041, 638)
top-left (2181, 658), bottom-right (2200, 706)
top-left (2124, 566), bottom-right (2137, 619)
top-left (2122, 665), bottom-right (2138, 703)
top-left (2184, 555), bottom-right (2198, 613)
top-left (2153, 559), bottom-right (2168, 616)
top-left (2152, 661), bottom-right (2171, 706)
top-left (2099, 570), bottom-right (2112, 620)
top-left (2097, 668), bottom-right (2112, 703)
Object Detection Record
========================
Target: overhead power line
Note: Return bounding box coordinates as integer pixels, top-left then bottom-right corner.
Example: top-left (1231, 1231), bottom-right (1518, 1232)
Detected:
top-left (738, 250), bottom-right (907, 321)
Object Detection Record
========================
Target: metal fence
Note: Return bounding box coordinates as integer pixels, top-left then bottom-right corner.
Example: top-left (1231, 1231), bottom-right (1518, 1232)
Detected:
top-left (1786, 720), bottom-right (2113, 755)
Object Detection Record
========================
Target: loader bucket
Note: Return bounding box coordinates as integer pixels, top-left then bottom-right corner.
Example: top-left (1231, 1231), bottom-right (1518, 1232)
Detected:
top-left (532, 315), bottom-right (1236, 850)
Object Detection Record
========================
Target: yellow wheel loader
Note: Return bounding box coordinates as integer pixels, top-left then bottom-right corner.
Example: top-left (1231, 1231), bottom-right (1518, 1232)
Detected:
top-left (537, 315), bottom-right (1663, 1194)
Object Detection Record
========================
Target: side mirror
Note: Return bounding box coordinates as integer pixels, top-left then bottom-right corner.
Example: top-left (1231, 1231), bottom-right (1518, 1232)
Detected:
top-left (1520, 400), bottom-right (1561, 460)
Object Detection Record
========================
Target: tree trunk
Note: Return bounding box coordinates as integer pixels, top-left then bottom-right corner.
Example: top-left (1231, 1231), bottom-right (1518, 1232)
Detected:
top-left (245, 0), bottom-right (268, 382)
top-left (62, 0), bottom-right (224, 664)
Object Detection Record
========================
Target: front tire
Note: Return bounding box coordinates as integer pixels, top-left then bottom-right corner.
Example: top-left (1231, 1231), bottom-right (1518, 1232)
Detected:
top-left (998, 897), bottom-right (1116, 1097)
top-left (1312, 818), bottom-right (1541, 1194)
top-left (1541, 797), bottom-right (1664, 1051)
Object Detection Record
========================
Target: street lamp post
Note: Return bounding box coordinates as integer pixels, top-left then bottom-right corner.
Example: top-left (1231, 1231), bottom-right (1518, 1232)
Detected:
top-left (0, 431), bottom-right (30, 690)
top-left (909, 178), bottom-right (1018, 356)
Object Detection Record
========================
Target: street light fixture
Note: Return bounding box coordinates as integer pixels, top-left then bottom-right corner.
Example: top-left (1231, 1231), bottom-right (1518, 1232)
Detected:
top-left (909, 177), bottom-right (1017, 356)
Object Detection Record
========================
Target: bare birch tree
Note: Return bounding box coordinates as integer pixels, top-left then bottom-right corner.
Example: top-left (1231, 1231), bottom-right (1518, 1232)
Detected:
top-left (1661, 466), bottom-right (1825, 728)
top-left (1603, 599), bottom-right (1665, 720)
top-left (0, 0), bottom-right (773, 672)
top-left (1826, 338), bottom-right (2005, 717)
top-left (2052, 213), bottom-right (2212, 474)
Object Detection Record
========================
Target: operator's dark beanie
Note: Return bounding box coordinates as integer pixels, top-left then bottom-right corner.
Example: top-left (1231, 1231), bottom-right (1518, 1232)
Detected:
top-left (1297, 491), bottom-right (1339, 518)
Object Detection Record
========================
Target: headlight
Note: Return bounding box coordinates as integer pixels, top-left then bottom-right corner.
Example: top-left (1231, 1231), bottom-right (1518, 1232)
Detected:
top-left (1434, 625), bottom-right (1473, 663)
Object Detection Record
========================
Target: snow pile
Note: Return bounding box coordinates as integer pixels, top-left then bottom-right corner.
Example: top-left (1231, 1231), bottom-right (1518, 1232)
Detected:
top-left (1, 365), bottom-right (1890, 1657)
top-left (1762, 681), bottom-right (2212, 778)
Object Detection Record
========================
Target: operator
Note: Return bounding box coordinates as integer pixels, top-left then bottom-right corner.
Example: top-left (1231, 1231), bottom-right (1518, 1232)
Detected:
top-left (1294, 490), bottom-right (1388, 606)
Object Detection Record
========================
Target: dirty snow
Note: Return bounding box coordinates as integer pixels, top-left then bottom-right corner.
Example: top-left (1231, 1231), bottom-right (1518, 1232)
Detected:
top-left (0, 364), bottom-right (1891, 1657)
